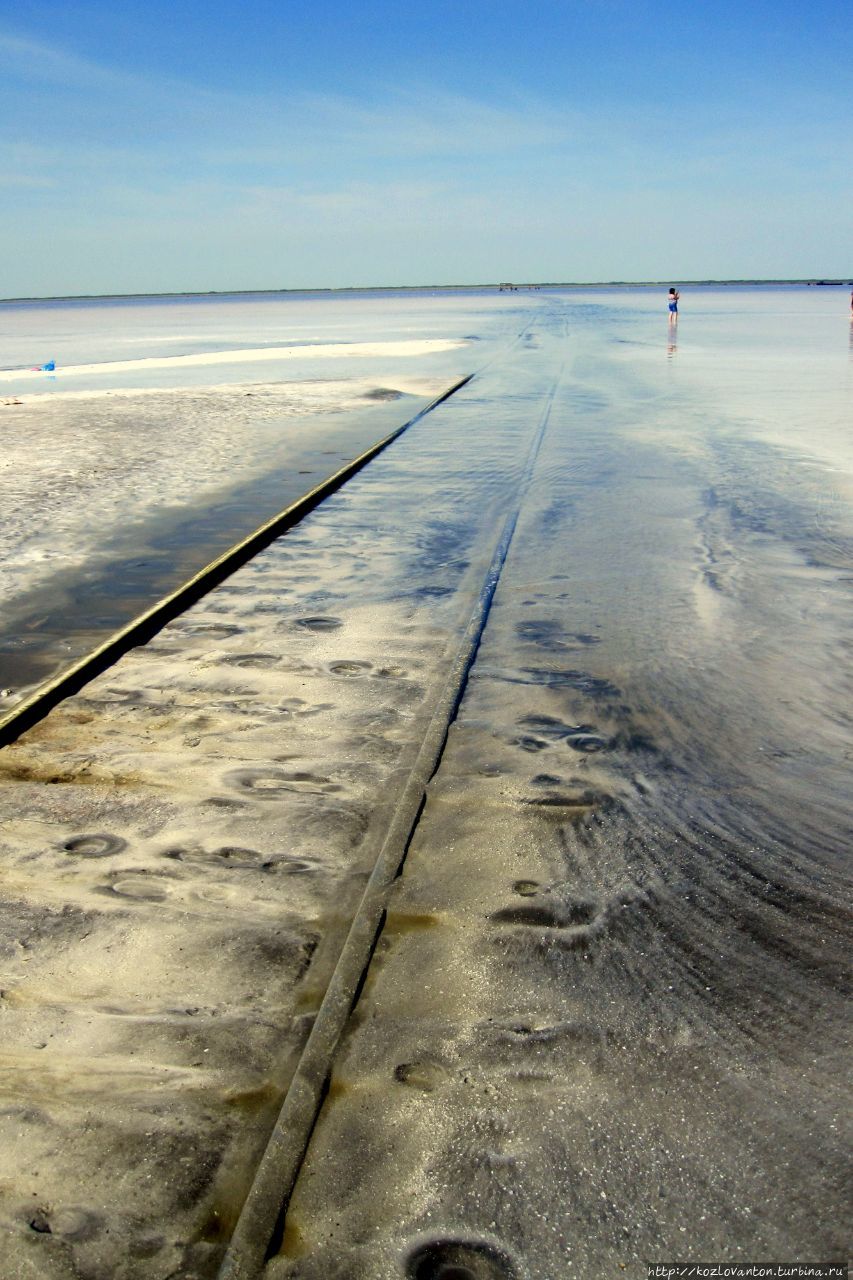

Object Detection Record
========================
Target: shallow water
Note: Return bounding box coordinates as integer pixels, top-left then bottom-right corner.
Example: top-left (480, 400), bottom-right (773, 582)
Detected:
top-left (0, 288), bottom-right (523, 393)
top-left (0, 316), bottom-right (540, 1278)
top-left (260, 287), bottom-right (852, 1277)
top-left (0, 288), bottom-right (535, 696)
top-left (0, 285), bottom-right (850, 1277)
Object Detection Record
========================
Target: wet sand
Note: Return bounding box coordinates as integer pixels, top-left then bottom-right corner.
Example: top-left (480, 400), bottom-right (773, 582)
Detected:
top-left (275, 317), bottom-right (851, 1276)
top-left (0, 287), bottom-right (534, 699)
top-left (0, 353), bottom-right (535, 1278)
top-left (0, 378), bottom-right (408, 598)
top-left (0, 376), bottom-right (455, 697)
top-left (0, 290), bottom-right (849, 1279)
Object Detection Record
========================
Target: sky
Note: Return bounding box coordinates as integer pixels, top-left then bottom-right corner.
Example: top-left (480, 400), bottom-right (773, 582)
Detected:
top-left (1, 0), bottom-right (851, 296)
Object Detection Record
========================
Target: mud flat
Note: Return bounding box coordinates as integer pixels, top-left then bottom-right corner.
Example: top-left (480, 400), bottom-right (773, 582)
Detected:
top-left (0, 290), bottom-right (850, 1279)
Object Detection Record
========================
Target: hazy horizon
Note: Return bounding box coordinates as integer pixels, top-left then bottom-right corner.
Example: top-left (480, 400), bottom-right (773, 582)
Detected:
top-left (3, 278), bottom-right (851, 307)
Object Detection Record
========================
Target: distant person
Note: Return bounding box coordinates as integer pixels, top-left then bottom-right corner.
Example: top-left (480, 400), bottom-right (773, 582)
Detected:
top-left (668, 287), bottom-right (680, 320)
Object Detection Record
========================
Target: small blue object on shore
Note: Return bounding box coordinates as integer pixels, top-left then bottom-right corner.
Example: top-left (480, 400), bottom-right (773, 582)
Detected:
top-left (41, 360), bottom-right (56, 371)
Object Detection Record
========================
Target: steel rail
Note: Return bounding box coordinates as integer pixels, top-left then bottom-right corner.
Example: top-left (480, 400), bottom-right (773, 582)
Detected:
top-left (0, 374), bottom-right (472, 750)
top-left (217, 364), bottom-right (564, 1280)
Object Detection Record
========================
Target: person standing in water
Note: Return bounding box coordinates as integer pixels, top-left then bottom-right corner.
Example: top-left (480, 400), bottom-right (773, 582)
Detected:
top-left (668, 287), bottom-right (680, 320)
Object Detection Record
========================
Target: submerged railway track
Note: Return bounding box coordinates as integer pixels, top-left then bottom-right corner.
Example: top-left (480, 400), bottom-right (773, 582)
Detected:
top-left (0, 375), bottom-right (474, 752)
top-left (1, 308), bottom-right (849, 1279)
top-left (0, 353), bottom-right (563, 1279)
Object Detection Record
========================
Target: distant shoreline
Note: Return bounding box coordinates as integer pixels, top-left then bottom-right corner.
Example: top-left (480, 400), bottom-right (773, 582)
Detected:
top-left (1, 279), bottom-right (851, 306)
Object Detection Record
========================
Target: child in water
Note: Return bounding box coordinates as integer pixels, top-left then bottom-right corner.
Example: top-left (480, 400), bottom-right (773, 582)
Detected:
top-left (668, 288), bottom-right (680, 319)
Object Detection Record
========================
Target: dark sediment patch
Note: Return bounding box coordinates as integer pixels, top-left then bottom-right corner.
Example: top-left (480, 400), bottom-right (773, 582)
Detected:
top-left (293, 616), bottom-right (343, 632)
top-left (406, 1236), bottom-right (521, 1280)
top-left (63, 833), bottom-right (128, 858)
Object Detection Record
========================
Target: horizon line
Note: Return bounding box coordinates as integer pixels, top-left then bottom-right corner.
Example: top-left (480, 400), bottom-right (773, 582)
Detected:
top-left (2, 278), bottom-right (851, 305)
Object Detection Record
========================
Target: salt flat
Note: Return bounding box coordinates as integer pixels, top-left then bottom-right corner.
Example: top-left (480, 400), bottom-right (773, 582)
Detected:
top-left (0, 338), bottom-right (466, 383)
top-left (0, 290), bottom-right (526, 695)
top-left (0, 286), bottom-right (849, 1279)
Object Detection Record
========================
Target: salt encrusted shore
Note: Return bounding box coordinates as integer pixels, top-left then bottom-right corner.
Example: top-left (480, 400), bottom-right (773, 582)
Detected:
top-left (0, 368), bottom-right (457, 615)
top-left (0, 292), bottom-right (849, 1278)
top-left (0, 360), bottom-right (529, 1280)
top-left (0, 339), bottom-right (467, 383)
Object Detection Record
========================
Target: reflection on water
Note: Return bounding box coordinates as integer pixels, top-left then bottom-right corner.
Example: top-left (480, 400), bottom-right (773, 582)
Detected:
top-left (271, 298), bottom-right (852, 1273)
top-left (0, 287), bottom-right (850, 1271)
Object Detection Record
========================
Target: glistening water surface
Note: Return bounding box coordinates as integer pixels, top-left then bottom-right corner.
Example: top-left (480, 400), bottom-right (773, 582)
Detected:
top-left (258, 286), bottom-right (852, 1277)
top-left (0, 285), bottom-right (849, 1277)
top-left (0, 288), bottom-right (533, 695)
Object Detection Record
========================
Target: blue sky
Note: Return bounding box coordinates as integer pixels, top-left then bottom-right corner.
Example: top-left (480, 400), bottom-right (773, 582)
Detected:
top-left (1, 0), bottom-right (850, 296)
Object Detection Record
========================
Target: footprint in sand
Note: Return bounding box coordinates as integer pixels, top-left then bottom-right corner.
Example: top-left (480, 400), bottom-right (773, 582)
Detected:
top-left (294, 616), bottom-right (343, 632)
top-left (102, 874), bottom-right (171, 903)
top-left (515, 713), bottom-right (609, 753)
top-left (492, 898), bottom-right (600, 928)
top-left (225, 767), bottom-right (342, 796)
top-left (62, 834), bottom-right (127, 858)
top-left (328, 660), bottom-right (372, 677)
top-left (516, 618), bottom-right (602, 649)
top-left (406, 1237), bottom-right (521, 1280)
top-left (217, 653), bottom-right (280, 668)
top-left (181, 622), bottom-right (243, 640)
top-left (393, 1060), bottom-right (449, 1092)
